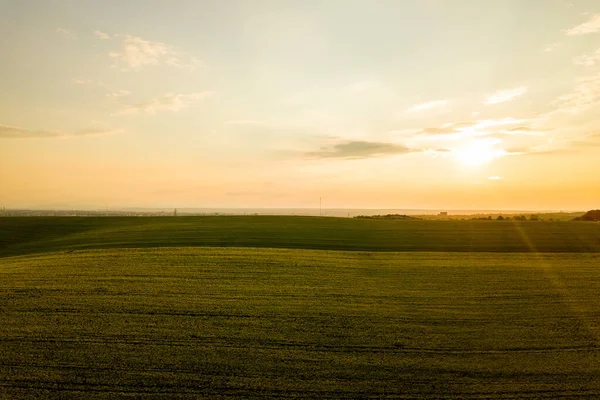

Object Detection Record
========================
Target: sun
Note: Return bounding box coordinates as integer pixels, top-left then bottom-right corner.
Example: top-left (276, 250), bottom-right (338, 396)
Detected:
top-left (452, 140), bottom-right (507, 167)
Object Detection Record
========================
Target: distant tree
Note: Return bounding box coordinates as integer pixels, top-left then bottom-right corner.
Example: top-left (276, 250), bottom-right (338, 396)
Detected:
top-left (496, 215), bottom-right (505, 220)
top-left (574, 209), bottom-right (600, 221)
top-left (513, 215), bottom-right (527, 221)
top-left (529, 214), bottom-right (540, 221)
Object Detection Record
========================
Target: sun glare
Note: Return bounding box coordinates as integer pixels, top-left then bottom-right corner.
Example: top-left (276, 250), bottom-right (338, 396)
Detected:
top-left (453, 140), bottom-right (507, 167)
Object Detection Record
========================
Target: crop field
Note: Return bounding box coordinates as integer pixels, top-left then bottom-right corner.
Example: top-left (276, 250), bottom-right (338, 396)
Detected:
top-left (1, 217), bottom-right (600, 398)
top-left (1, 216), bottom-right (600, 256)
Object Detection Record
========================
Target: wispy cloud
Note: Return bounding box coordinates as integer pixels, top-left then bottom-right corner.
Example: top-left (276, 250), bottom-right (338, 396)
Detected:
top-left (115, 91), bottom-right (215, 115)
top-left (508, 147), bottom-right (572, 156)
top-left (225, 120), bottom-right (269, 126)
top-left (569, 140), bottom-right (600, 148)
top-left (551, 72), bottom-right (600, 114)
top-left (419, 118), bottom-right (530, 137)
top-left (473, 118), bottom-right (528, 129)
top-left (422, 148), bottom-right (452, 158)
top-left (488, 176), bottom-right (503, 180)
top-left (72, 128), bottom-right (125, 137)
top-left (506, 126), bottom-right (537, 133)
top-left (573, 48), bottom-right (600, 66)
top-left (106, 90), bottom-right (131, 99)
top-left (72, 78), bottom-right (104, 87)
top-left (0, 124), bottom-right (123, 139)
top-left (109, 34), bottom-right (202, 71)
top-left (421, 121), bottom-right (477, 135)
top-left (56, 28), bottom-right (76, 39)
top-left (566, 14), bottom-right (600, 35)
top-left (307, 140), bottom-right (414, 159)
top-left (567, 132), bottom-right (600, 148)
top-left (0, 125), bottom-right (61, 138)
top-left (94, 30), bottom-right (110, 40)
top-left (485, 86), bottom-right (528, 105)
top-left (281, 86), bottom-right (328, 105)
top-left (346, 80), bottom-right (379, 93)
top-left (406, 100), bottom-right (448, 112)
top-left (544, 42), bottom-right (561, 52)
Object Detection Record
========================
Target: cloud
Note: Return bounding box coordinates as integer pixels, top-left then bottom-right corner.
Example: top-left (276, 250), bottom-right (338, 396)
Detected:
top-left (0, 125), bottom-right (61, 138)
top-left (485, 86), bottom-right (528, 105)
top-left (109, 35), bottom-right (201, 71)
top-left (419, 118), bottom-right (530, 137)
top-left (504, 144), bottom-right (573, 156)
top-left (281, 86), bottom-right (329, 105)
top-left (406, 100), bottom-right (448, 112)
top-left (523, 149), bottom-right (573, 156)
top-left (566, 14), bottom-right (600, 35)
top-left (544, 42), bottom-right (561, 52)
top-left (56, 28), bottom-right (76, 39)
top-left (94, 30), bottom-right (110, 40)
top-left (570, 139), bottom-right (600, 148)
top-left (507, 126), bottom-right (534, 132)
top-left (115, 91), bottom-right (215, 115)
top-left (495, 125), bottom-right (546, 136)
top-left (472, 118), bottom-right (528, 129)
top-left (551, 72), bottom-right (600, 114)
top-left (72, 78), bottom-right (104, 87)
top-left (307, 140), bottom-right (414, 159)
top-left (488, 176), bottom-right (503, 180)
top-left (568, 133), bottom-right (600, 148)
top-left (225, 120), bottom-right (269, 126)
top-left (347, 80), bottom-right (379, 93)
top-left (573, 48), bottom-right (600, 66)
top-left (72, 128), bottom-right (125, 137)
top-left (0, 124), bottom-right (123, 139)
top-left (422, 148), bottom-right (452, 158)
top-left (106, 90), bottom-right (131, 99)
top-left (421, 121), bottom-right (477, 135)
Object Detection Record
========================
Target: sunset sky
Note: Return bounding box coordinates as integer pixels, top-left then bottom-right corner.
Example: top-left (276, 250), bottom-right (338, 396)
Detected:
top-left (2, 0), bottom-right (600, 210)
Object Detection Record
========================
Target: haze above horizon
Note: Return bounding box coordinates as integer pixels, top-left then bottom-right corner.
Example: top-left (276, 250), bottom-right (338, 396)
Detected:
top-left (2, 0), bottom-right (600, 210)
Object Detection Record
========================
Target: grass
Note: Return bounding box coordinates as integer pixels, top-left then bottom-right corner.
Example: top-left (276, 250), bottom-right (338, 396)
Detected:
top-left (1, 216), bottom-right (599, 257)
top-left (1, 217), bottom-right (600, 398)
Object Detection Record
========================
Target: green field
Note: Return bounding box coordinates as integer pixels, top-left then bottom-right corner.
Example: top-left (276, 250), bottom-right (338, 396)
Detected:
top-left (1, 217), bottom-right (600, 398)
top-left (1, 216), bottom-right (600, 256)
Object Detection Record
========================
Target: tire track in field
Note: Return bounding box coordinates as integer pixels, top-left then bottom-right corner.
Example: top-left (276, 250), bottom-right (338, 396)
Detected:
top-left (1, 379), bottom-right (599, 399)
top-left (1, 335), bottom-right (598, 354)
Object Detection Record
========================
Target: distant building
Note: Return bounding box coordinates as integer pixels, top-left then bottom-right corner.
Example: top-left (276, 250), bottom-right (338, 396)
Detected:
top-left (439, 212), bottom-right (448, 216)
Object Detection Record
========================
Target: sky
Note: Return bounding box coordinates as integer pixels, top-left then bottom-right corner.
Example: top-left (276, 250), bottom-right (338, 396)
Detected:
top-left (1, 0), bottom-right (600, 211)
